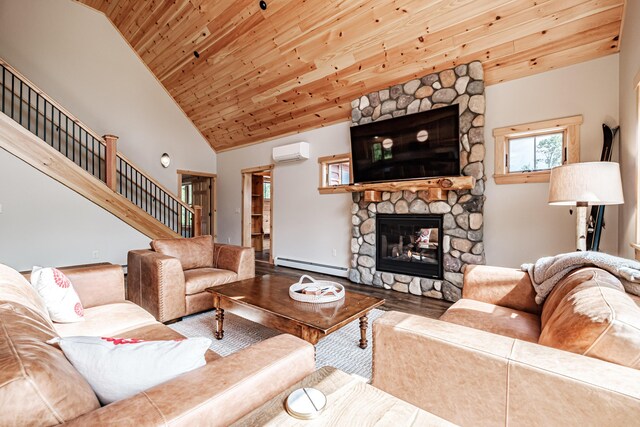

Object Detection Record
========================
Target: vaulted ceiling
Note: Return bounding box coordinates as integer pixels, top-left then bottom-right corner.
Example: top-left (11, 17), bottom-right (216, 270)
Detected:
top-left (77, 0), bottom-right (623, 152)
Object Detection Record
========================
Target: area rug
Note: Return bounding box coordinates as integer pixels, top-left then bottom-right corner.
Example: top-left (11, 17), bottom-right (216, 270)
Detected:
top-left (169, 308), bottom-right (385, 380)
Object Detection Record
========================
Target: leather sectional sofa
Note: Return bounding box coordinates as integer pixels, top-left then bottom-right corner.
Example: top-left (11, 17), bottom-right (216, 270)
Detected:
top-left (0, 263), bottom-right (314, 426)
top-left (373, 265), bottom-right (640, 426)
top-left (128, 235), bottom-right (254, 323)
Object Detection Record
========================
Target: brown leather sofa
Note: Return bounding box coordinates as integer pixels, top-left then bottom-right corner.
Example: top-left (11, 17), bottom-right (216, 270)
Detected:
top-left (128, 235), bottom-right (254, 323)
top-left (0, 263), bottom-right (314, 426)
top-left (372, 265), bottom-right (640, 426)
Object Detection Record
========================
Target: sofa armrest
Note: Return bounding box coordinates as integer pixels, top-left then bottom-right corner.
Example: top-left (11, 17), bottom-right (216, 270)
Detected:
top-left (23, 263), bottom-right (125, 309)
top-left (463, 264), bottom-right (540, 314)
top-left (127, 250), bottom-right (186, 323)
top-left (64, 334), bottom-right (315, 427)
top-left (372, 311), bottom-right (640, 427)
top-left (213, 244), bottom-right (255, 280)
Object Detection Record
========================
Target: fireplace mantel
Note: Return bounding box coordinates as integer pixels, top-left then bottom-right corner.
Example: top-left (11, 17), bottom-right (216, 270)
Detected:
top-left (319, 175), bottom-right (475, 202)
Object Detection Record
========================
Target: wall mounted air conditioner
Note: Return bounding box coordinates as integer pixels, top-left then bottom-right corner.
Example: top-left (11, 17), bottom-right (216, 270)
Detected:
top-left (272, 141), bottom-right (309, 163)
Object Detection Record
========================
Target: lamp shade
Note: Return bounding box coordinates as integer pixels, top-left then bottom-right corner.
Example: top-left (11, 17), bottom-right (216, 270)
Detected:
top-left (548, 162), bottom-right (624, 206)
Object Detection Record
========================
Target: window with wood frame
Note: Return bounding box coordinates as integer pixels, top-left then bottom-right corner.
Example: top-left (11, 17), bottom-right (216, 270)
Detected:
top-left (318, 153), bottom-right (351, 192)
top-left (493, 115), bottom-right (582, 184)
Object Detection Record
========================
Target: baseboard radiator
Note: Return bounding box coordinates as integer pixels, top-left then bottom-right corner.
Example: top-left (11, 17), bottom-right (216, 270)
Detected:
top-left (274, 257), bottom-right (349, 278)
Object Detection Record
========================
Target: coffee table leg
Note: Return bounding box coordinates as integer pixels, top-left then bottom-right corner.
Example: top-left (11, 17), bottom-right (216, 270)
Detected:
top-left (359, 315), bottom-right (368, 349)
top-left (215, 308), bottom-right (225, 340)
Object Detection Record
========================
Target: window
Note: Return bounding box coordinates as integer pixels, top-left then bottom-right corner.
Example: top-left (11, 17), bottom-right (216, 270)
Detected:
top-left (493, 115), bottom-right (582, 184)
top-left (263, 180), bottom-right (271, 200)
top-left (318, 153), bottom-right (351, 193)
top-left (181, 182), bottom-right (193, 205)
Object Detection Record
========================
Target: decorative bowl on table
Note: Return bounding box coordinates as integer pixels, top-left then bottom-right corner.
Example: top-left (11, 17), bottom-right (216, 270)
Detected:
top-left (289, 275), bottom-right (345, 304)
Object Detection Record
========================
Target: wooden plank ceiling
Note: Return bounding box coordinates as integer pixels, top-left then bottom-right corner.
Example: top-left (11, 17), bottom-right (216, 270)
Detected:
top-left (77, 0), bottom-right (623, 152)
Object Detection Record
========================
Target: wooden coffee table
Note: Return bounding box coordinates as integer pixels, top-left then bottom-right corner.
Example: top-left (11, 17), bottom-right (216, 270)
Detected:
top-left (206, 274), bottom-right (385, 348)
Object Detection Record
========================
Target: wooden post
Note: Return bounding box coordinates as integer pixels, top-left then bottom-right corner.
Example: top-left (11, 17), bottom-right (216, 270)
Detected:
top-left (103, 134), bottom-right (118, 191)
top-left (193, 205), bottom-right (203, 237)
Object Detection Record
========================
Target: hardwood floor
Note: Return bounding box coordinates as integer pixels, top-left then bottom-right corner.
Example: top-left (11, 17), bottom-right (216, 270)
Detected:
top-left (255, 262), bottom-right (451, 320)
top-left (255, 250), bottom-right (270, 263)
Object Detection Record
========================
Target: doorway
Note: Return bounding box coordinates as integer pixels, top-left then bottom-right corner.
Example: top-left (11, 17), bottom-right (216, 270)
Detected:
top-left (241, 165), bottom-right (273, 264)
top-left (177, 170), bottom-right (216, 238)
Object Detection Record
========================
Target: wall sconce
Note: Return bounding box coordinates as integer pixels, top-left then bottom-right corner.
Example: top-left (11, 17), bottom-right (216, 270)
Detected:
top-left (160, 153), bottom-right (171, 168)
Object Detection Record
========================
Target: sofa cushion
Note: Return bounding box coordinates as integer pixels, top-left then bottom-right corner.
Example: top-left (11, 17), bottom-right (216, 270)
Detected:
top-left (55, 335), bottom-right (211, 405)
top-left (30, 266), bottom-right (85, 323)
top-left (0, 303), bottom-right (100, 425)
top-left (54, 301), bottom-right (157, 338)
top-left (440, 299), bottom-right (541, 343)
top-left (539, 268), bottom-right (640, 369)
top-left (184, 268), bottom-right (238, 295)
top-left (0, 264), bottom-right (51, 323)
top-left (119, 323), bottom-right (221, 363)
top-left (540, 267), bottom-right (625, 328)
top-left (152, 235), bottom-right (213, 270)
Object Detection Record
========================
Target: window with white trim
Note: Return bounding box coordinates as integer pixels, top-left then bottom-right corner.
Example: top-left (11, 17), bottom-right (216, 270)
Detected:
top-left (493, 115), bottom-right (582, 184)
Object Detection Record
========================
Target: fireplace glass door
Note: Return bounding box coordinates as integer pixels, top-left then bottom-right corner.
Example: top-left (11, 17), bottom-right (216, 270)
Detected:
top-left (376, 214), bottom-right (443, 279)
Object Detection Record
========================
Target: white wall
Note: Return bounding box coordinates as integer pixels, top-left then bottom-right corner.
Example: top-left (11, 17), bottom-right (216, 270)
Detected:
top-left (0, 150), bottom-right (149, 271)
top-left (485, 55), bottom-right (620, 267)
top-left (0, 0), bottom-right (217, 270)
top-left (217, 124), bottom-right (353, 269)
top-left (218, 56), bottom-right (620, 270)
top-left (618, 0), bottom-right (640, 259)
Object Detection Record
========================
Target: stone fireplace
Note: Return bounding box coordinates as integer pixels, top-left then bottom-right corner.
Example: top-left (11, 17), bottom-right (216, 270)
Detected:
top-left (348, 61), bottom-right (486, 303)
top-left (376, 214), bottom-right (443, 279)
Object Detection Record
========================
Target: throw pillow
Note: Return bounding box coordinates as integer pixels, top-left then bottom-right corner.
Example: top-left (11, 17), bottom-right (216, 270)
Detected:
top-left (30, 266), bottom-right (85, 323)
top-left (51, 336), bottom-right (212, 405)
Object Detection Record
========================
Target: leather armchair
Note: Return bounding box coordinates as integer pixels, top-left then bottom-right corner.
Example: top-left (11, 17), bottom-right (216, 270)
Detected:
top-left (128, 235), bottom-right (254, 323)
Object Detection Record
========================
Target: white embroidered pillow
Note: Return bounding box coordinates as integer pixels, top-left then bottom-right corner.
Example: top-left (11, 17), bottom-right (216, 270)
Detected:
top-left (52, 336), bottom-right (211, 405)
top-left (30, 266), bottom-right (84, 323)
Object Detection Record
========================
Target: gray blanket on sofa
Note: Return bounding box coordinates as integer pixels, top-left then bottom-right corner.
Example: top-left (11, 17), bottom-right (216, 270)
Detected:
top-left (521, 251), bottom-right (640, 304)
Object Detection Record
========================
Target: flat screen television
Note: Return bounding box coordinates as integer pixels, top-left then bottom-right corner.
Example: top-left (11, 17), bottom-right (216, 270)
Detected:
top-left (350, 104), bottom-right (460, 183)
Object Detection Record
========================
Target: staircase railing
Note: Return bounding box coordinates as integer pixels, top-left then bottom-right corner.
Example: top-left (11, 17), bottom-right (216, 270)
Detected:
top-left (0, 58), bottom-right (200, 238)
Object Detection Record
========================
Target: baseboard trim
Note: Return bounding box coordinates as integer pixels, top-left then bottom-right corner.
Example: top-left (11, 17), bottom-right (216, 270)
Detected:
top-left (274, 257), bottom-right (349, 278)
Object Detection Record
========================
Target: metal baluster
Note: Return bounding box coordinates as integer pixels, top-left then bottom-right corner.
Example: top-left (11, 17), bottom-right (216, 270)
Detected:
top-left (35, 93), bottom-right (39, 138)
top-left (1, 66), bottom-right (5, 114)
top-left (47, 101), bottom-right (52, 146)
top-left (10, 74), bottom-right (14, 120)
top-left (136, 169), bottom-right (140, 207)
top-left (18, 79), bottom-right (22, 125)
top-left (167, 194), bottom-right (170, 227)
top-left (143, 177), bottom-right (147, 212)
top-left (65, 115), bottom-right (69, 157)
top-left (84, 129), bottom-right (88, 172)
top-left (98, 140), bottom-right (102, 181)
top-left (72, 122), bottom-right (76, 165)
top-left (26, 85), bottom-right (31, 131)
top-left (57, 109), bottom-right (61, 152)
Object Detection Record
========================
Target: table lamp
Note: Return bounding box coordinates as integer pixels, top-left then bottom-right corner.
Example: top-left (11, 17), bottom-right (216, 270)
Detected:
top-left (548, 162), bottom-right (624, 251)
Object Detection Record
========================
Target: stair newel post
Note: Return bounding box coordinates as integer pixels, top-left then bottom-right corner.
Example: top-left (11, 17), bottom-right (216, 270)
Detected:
top-left (193, 205), bottom-right (203, 237)
top-left (103, 134), bottom-right (119, 191)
